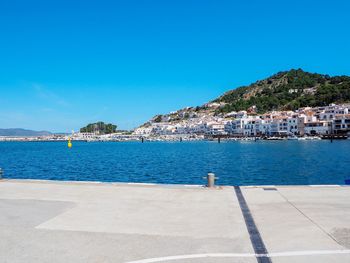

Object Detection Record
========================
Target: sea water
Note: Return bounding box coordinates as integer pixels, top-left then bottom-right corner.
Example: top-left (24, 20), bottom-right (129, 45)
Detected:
top-left (0, 140), bottom-right (349, 186)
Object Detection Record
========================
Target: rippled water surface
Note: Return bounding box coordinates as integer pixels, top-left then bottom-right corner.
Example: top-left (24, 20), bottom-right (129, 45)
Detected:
top-left (0, 141), bottom-right (349, 185)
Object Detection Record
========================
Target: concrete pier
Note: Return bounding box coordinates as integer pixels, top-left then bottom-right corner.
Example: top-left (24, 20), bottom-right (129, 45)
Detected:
top-left (0, 179), bottom-right (349, 263)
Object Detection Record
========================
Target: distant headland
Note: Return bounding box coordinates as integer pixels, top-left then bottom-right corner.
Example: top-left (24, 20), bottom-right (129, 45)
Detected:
top-left (0, 128), bottom-right (52, 137)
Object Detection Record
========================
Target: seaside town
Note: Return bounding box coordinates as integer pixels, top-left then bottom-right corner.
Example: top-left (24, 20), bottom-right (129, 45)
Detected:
top-left (134, 103), bottom-right (350, 140)
top-left (1, 103), bottom-right (350, 142)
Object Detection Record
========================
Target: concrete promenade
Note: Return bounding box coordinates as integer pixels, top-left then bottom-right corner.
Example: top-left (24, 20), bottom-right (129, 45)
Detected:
top-left (0, 180), bottom-right (349, 263)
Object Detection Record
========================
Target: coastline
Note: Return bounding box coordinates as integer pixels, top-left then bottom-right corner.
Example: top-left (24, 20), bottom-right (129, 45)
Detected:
top-left (1, 178), bottom-right (348, 188)
top-left (0, 134), bottom-right (348, 142)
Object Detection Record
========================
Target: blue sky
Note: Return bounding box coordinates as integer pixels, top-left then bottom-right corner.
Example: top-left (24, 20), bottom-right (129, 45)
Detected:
top-left (1, 0), bottom-right (349, 132)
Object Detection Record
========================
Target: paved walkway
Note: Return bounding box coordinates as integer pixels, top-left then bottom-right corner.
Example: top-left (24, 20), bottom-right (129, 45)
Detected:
top-left (0, 180), bottom-right (349, 263)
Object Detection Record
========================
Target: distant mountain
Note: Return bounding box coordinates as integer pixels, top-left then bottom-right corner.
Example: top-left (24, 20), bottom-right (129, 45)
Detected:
top-left (139, 69), bottom-right (350, 127)
top-left (0, 128), bottom-right (52, 137)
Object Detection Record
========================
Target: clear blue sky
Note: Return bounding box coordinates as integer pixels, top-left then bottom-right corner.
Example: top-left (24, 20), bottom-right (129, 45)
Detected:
top-left (1, 0), bottom-right (349, 132)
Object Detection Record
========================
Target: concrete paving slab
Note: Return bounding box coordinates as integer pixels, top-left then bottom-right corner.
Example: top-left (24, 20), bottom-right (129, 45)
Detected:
top-left (1, 180), bottom-right (350, 263)
top-left (36, 188), bottom-right (241, 238)
top-left (0, 180), bottom-right (254, 263)
top-left (0, 199), bottom-right (74, 227)
top-left (271, 254), bottom-right (350, 263)
top-left (0, 226), bottom-right (254, 263)
top-left (277, 187), bottom-right (350, 249)
top-left (241, 186), bottom-right (350, 262)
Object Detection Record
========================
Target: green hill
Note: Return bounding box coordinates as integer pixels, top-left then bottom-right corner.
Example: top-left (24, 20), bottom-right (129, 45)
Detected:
top-left (215, 69), bottom-right (350, 114)
top-left (80, 122), bottom-right (117, 134)
top-left (139, 69), bottom-right (350, 128)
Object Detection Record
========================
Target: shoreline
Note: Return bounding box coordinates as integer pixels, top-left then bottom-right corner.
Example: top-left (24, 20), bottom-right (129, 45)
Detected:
top-left (0, 135), bottom-right (348, 142)
top-left (1, 178), bottom-right (349, 188)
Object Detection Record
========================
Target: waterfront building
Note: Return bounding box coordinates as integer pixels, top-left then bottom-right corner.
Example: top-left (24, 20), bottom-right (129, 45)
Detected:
top-left (270, 117), bottom-right (289, 136)
top-left (304, 121), bottom-right (332, 135)
top-left (72, 132), bottom-right (97, 140)
top-left (333, 114), bottom-right (350, 134)
top-left (243, 117), bottom-right (261, 136)
top-left (225, 118), bottom-right (245, 135)
top-left (287, 115), bottom-right (299, 135)
top-left (206, 121), bottom-right (227, 135)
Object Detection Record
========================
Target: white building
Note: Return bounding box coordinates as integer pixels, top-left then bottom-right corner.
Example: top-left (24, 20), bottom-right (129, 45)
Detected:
top-left (133, 126), bottom-right (153, 135)
top-left (287, 115), bottom-right (299, 135)
top-left (243, 117), bottom-right (261, 136)
top-left (333, 114), bottom-right (350, 134)
top-left (270, 117), bottom-right (289, 136)
top-left (318, 104), bottom-right (349, 121)
top-left (304, 121), bottom-right (331, 135)
top-left (225, 119), bottom-right (245, 135)
top-left (206, 121), bottom-right (226, 135)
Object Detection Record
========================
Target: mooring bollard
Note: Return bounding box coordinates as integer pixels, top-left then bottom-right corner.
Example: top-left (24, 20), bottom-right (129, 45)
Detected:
top-left (203, 173), bottom-right (219, 188)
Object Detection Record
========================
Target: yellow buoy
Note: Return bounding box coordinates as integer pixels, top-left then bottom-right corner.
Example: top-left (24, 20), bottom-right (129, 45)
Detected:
top-left (68, 138), bottom-right (72, 148)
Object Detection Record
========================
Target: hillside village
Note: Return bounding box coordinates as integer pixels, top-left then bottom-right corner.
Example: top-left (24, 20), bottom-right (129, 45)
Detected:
top-left (133, 103), bottom-right (350, 138)
top-left (133, 69), bottom-right (350, 139)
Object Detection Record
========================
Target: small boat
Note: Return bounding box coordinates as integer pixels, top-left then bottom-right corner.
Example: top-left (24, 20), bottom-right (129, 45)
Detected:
top-left (267, 137), bottom-right (285, 140)
top-left (306, 136), bottom-right (322, 140)
top-left (299, 136), bottom-right (322, 141)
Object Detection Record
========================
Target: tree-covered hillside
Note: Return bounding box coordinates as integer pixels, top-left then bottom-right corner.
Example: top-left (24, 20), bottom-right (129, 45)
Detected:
top-left (80, 122), bottom-right (117, 134)
top-left (138, 69), bottom-right (350, 128)
top-left (215, 69), bottom-right (350, 114)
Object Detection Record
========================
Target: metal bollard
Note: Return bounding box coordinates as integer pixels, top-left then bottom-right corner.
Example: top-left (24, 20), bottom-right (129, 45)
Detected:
top-left (203, 173), bottom-right (219, 188)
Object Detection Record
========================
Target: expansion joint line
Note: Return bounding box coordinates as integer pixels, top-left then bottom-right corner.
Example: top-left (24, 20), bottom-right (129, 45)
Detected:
top-left (276, 190), bottom-right (341, 247)
top-left (234, 186), bottom-right (272, 263)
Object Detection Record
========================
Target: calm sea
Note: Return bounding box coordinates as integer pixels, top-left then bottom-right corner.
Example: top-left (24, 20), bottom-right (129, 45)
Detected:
top-left (0, 140), bottom-right (349, 186)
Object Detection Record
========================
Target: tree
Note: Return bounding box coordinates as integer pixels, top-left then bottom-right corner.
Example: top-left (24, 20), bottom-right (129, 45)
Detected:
top-left (80, 122), bottom-right (117, 134)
